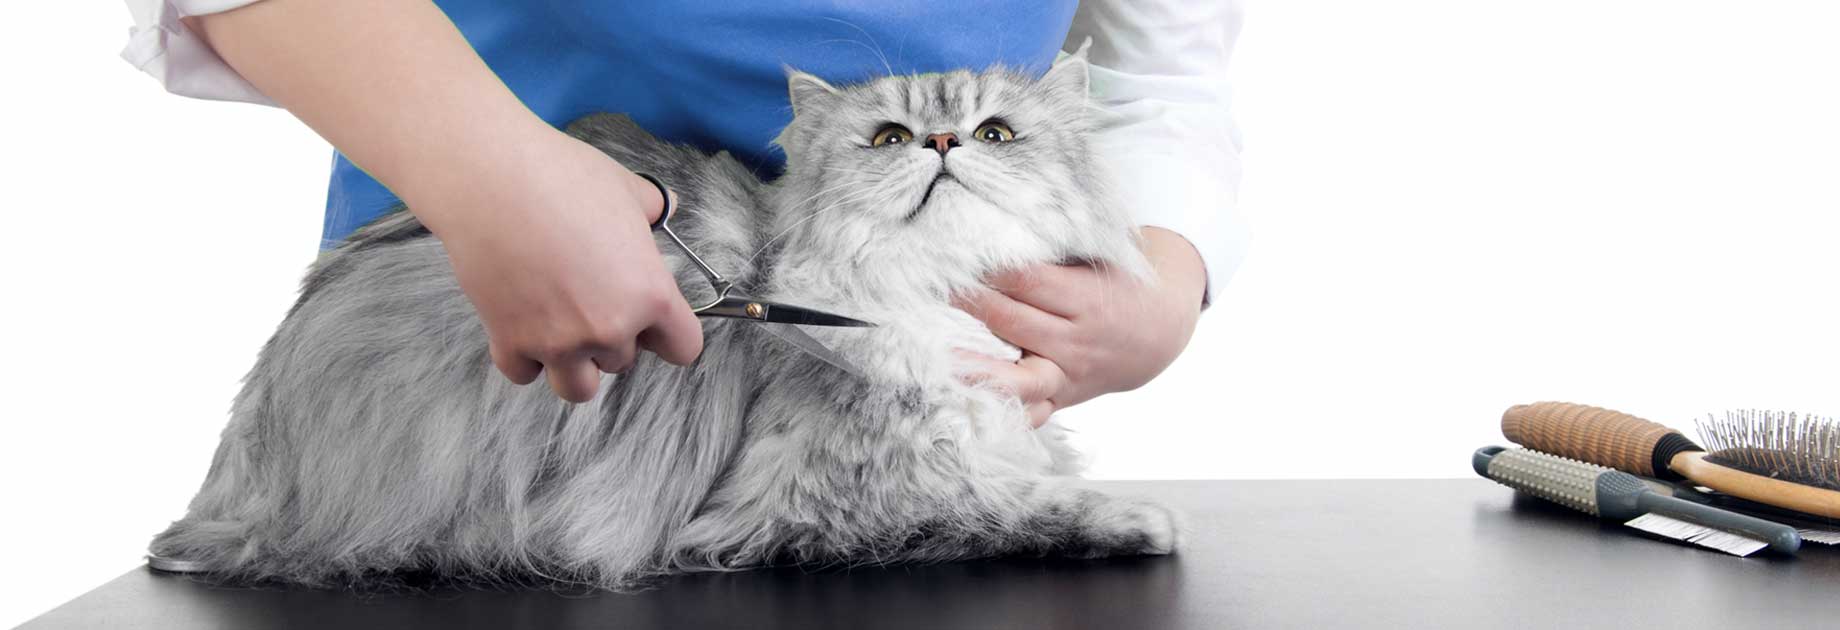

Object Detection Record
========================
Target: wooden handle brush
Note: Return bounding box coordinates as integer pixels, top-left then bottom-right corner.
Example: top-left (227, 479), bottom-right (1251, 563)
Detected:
top-left (1502, 401), bottom-right (1840, 519)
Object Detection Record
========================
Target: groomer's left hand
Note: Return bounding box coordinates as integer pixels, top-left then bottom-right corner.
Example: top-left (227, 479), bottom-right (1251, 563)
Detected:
top-left (954, 227), bottom-right (1208, 428)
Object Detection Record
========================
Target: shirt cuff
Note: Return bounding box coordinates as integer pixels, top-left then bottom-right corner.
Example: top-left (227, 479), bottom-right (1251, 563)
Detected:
top-left (120, 0), bottom-right (276, 106)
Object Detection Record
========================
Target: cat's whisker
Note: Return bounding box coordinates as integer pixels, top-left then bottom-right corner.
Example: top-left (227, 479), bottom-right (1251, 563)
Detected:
top-left (785, 177), bottom-right (874, 209)
top-left (817, 17), bottom-right (895, 77)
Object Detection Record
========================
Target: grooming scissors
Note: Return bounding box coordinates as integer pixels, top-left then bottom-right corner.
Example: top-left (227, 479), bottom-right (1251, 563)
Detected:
top-left (635, 173), bottom-right (873, 377)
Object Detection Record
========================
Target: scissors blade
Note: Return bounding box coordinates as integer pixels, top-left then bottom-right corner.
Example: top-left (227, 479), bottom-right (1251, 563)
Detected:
top-left (755, 302), bottom-right (876, 327)
top-left (699, 293), bottom-right (876, 328)
top-left (757, 324), bottom-right (868, 379)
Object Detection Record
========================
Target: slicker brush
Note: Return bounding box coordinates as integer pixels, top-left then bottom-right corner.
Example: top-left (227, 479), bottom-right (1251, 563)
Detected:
top-left (1503, 401), bottom-right (1840, 519)
top-left (1696, 410), bottom-right (1840, 494)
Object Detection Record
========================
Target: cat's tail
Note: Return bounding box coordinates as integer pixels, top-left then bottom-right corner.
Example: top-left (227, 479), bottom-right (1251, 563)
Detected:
top-left (145, 414), bottom-right (274, 578)
top-left (143, 417), bottom-right (418, 587)
top-left (147, 518), bottom-right (256, 574)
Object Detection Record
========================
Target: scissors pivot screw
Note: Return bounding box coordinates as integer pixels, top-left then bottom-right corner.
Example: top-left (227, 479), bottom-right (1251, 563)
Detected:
top-left (745, 302), bottom-right (765, 319)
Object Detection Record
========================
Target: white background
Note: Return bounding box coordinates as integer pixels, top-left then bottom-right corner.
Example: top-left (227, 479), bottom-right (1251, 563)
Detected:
top-left (4, 1), bottom-right (1838, 626)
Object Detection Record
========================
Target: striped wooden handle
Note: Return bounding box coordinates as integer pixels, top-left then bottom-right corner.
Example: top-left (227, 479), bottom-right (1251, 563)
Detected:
top-left (1500, 401), bottom-right (1683, 477)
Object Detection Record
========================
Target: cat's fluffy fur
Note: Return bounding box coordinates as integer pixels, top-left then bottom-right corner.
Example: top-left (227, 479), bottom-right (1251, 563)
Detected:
top-left (151, 53), bottom-right (1179, 589)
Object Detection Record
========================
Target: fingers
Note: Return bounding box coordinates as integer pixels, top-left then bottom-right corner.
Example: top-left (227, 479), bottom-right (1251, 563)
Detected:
top-left (544, 356), bottom-right (603, 403)
top-left (591, 345), bottom-right (637, 375)
top-left (953, 288), bottom-right (1071, 353)
top-left (956, 351), bottom-right (1067, 405)
top-left (489, 341), bottom-right (542, 385)
top-left (953, 349), bottom-right (1011, 387)
top-left (985, 265), bottom-right (1093, 319)
top-left (637, 292), bottom-right (705, 366)
top-left (1009, 354), bottom-right (1069, 405)
top-left (956, 350), bottom-right (1066, 429)
top-left (493, 298), bottom-right (699, 404)
top-left (1024, 400), bottom-right (1054, 428)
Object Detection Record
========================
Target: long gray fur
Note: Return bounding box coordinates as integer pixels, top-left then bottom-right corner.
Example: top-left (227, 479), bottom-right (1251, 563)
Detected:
top-left (151, 54), bottom-right (1179, 589)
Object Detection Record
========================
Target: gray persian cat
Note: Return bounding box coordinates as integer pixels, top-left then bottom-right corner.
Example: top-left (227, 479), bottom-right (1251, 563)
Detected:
top-left (152, 53), bottom-right (1178, 588)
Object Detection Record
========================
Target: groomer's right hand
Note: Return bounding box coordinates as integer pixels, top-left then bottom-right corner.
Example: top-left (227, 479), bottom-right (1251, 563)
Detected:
top-left (412, 130), bottom-right (704, 403)
top-left (186, 0), bottom-right (701, 403)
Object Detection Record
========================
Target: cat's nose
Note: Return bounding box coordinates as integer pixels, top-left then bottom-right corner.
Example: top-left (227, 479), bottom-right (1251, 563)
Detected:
top-left (924, 132), bottom-right (960, 156)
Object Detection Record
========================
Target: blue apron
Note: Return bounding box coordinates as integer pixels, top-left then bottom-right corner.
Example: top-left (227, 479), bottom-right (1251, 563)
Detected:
top-left (321, 0), bottom-right (1080, 247)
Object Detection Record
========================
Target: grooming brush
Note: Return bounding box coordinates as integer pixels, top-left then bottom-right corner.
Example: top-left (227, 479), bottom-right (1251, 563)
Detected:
top-left (1473, 446), bottom-right (1801, 556)
top-left (1501, 401), bottom-right (1840, 519)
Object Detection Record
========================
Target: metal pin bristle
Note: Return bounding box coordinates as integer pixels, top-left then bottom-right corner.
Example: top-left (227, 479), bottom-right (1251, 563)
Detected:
top-left (1696, 410), bottom-right (1840, 492)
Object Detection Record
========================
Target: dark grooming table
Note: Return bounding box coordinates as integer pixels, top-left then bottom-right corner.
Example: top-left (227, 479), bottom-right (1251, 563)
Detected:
top-left (21, 480), bottom-right (1840, 629)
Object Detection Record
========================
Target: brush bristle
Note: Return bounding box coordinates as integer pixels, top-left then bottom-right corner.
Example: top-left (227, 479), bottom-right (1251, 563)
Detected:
top-left (1695, 410), bottom-right (1840, 492)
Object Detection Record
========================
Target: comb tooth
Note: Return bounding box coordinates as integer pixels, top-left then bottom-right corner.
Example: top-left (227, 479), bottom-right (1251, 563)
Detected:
top-left (1798, 528), bottom-right (1840, 546)
top-left (1623, 513), bottom-right (1769, 557)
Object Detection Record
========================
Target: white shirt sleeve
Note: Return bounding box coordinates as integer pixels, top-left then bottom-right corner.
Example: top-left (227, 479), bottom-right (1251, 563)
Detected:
top-left (120, 0), bottom-right (276, 105)
top-left (1065, 0), bottom-right (1249, 307)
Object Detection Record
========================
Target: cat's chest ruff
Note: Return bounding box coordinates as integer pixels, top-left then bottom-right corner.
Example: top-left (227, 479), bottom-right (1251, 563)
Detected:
top-left (838, 306), bottom-right (1018, 386)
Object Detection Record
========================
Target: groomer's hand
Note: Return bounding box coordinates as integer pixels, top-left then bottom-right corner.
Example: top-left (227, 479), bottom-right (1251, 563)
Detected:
top-left (415, 131), bottom-right (704, 403)
top-left (190, 0), bottom-right (701, 404)
top-left (955, 228), bottom-right (1206, 427)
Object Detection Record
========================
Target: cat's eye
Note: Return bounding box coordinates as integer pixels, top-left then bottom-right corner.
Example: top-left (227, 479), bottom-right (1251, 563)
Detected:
top-left (974, 120), bottom-right (1015, 143)
top-left (871, 124), bottom-right (914, 147)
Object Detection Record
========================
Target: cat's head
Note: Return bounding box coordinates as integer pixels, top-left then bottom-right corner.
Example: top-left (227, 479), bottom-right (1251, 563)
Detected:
top-left (770, 53), bottom-right (1147, 298)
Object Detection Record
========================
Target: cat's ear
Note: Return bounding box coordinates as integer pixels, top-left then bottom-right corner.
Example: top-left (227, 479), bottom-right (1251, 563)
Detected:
top-left (1040, 38), bottom-right (1093, 99)
top-left (786, 68), bottom-right (839, 117)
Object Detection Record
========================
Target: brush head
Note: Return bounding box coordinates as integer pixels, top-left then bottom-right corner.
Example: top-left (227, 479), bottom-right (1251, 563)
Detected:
top-left (1697, 411), bottom-right (1840, 493)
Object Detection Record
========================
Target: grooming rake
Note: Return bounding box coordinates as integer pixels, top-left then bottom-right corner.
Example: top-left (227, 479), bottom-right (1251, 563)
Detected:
top-left (1501, 401), bottom-right (1840, 520)
top-left (1473, 446), bottom-right (1801, 556)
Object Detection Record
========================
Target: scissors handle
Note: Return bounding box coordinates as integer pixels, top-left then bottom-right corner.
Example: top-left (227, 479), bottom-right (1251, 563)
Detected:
top-left (635, 172), bottom-right (730, 297)
top-left (635, 171), bottom-right (677, 230)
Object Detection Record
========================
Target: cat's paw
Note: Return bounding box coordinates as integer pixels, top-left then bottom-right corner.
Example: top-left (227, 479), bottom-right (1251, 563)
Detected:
top-left (1078, 498), bottom-right (1181, 557)
top-left (1114, 501), bottom-right (1181, 556)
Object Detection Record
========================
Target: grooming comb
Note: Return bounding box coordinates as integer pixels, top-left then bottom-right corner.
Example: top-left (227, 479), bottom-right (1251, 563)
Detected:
top-left (1502, 401), bottom-right (1840, 520)
top-left (1665, 481), bottom-right (1840, 545)
top-left (1473, 446), bottom-right (1800, 556)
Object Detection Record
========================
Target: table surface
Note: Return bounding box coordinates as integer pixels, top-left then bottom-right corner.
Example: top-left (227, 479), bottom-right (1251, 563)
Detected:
top-left (21, 480), bottom-right (1840, 630)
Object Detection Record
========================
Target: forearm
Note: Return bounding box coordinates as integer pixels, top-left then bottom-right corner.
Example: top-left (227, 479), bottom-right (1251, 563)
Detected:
top-left (1140, 226), bottom-right (1208, 312)
top-left (187, 0), bottom-right (557, 229)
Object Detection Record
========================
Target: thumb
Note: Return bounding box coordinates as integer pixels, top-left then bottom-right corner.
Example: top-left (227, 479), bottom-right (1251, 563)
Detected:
top-left (639, 294), bottom-right (706, 366)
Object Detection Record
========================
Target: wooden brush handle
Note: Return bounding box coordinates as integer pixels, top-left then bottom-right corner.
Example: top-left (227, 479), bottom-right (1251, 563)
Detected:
top-left (1500, 401), bottom-right (1691, 478)
top-left (1672, 451), bottom-right (1840, 519)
